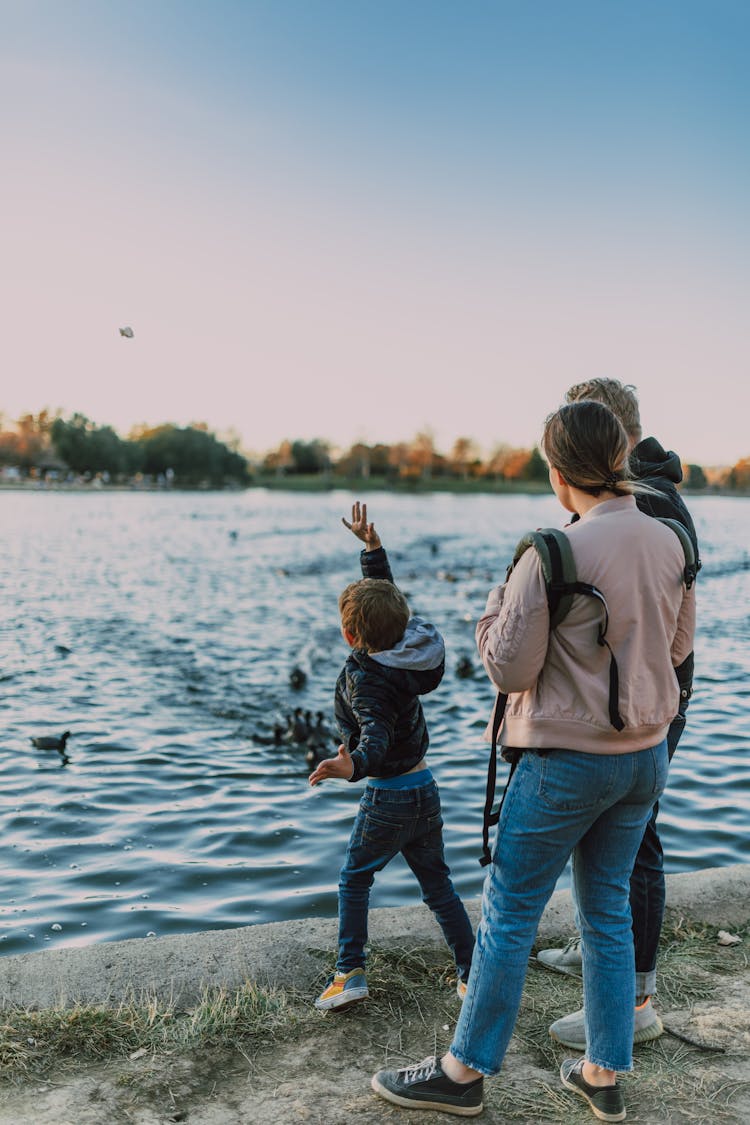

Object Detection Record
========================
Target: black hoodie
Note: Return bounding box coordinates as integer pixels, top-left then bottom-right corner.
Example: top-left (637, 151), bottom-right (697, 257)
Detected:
top-left (630, 437), bottom-right (700, 565)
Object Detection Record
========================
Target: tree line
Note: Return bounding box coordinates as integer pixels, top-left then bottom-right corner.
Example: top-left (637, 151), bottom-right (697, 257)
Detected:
top-left (0, 410), bottom-right (747, 490)
top-left (0, 411), bottom-right (247, 487)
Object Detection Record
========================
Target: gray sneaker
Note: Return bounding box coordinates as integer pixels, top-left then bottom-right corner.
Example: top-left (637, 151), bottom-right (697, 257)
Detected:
top-left (537, 935), bottom-right (583, 976)
top-left (550, 998), bottom-right (664, 1050)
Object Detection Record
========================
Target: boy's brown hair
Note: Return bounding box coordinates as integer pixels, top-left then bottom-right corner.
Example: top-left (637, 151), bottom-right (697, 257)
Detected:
top-left (565, 378), bottom-right (642, 444)
top-left (339, 578), bottom-right (410, 653)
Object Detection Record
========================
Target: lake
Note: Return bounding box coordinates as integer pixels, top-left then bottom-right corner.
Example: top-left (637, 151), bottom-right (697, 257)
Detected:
top-left (1, 488), bottom-right (748, 957)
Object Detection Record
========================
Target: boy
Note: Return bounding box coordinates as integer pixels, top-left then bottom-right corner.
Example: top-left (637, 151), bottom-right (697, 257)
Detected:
top-left (310, 501), bottom-right (474, 1011)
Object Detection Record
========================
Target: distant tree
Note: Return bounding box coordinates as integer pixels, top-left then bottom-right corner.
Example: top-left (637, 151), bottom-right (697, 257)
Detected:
top-left (369, 443), bottom-right (392, 475)
top-left (13, 411), bottom-right (54, 470)
top-left (408, 431), bottom-right (436, 480)
top-left (684, 463), bottom-right (707, 490)
top-left (263, 440), bottom-right (294, 476)
top-left (388, 441), bottom-right (410, 478)
top-left (137, 424), bottom-right (248, 486)
top-left (290, 439), bottom-right (330, 474)
top-left (0, 427), bottom-right (21, 466)
top-left (336, 442), bottom-right (372, 478)
top-left (487, 445), bottom-right (532, 480)
top-left (450, 437), bottom-right (480, 480)
top-left (51, 414), bottom-right (133, 476)
top-left (727, 458), bottom-right (750, 491)
top-left (520, 446), bottom-right (549, 482)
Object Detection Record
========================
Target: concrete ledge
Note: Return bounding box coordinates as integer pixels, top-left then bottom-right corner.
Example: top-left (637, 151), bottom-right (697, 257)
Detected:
top-left (1, 864), bottom-right (748, 1011)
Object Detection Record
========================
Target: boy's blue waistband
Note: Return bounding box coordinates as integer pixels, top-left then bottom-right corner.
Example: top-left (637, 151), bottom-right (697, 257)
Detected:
top-left (367, 768), bottom-right (433, 790)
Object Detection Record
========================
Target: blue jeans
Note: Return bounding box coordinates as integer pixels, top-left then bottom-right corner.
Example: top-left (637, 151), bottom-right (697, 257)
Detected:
top-left (451, 743), bottom-right (668, 1075)
top-left (337, 780), bottom-right (475, 980)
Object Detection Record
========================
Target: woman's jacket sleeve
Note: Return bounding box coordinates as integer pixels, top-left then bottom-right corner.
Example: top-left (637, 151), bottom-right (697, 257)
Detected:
top-left (475, 548), bottom-right (550, 694)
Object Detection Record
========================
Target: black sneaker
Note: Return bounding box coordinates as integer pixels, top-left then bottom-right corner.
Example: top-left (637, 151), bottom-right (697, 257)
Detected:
top-left (560, 1058), bottom-right (626, 1122)
top-left (371, 1055), bottom-right (484, 1116)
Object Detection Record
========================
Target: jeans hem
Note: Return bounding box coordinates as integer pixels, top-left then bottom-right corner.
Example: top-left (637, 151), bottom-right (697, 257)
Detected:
top-left (635, 970), bottom-right (657, 997)
top-left (587, 1054), bottom-right (633, 1073)
top-left (448, 1046), bottom-right (497, 1079)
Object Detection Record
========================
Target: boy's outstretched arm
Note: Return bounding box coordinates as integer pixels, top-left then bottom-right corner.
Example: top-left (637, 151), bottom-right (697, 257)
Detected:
top-left (309, 744), bottom-right (354, 786)
top-left (342, 501), bottom-right (381, 552)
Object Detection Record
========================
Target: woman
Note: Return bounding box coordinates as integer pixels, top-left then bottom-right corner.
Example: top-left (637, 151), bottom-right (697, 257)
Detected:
top-left (370, 400), bottom-right (696, 1121)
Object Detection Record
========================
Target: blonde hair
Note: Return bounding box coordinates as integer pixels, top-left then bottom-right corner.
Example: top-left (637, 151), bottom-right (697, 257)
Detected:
top-left (339, 578), bottom-right (410, 652)
top-left (565, 378), bottom-right (642, 444)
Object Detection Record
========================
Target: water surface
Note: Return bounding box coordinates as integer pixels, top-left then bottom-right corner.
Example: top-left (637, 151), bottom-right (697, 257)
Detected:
top-left (1, 490), bottom-right (748, 956)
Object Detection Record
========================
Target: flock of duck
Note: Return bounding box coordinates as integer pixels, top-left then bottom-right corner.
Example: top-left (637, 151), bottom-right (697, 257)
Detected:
top-left (29, 653), bottom-right (476, 771)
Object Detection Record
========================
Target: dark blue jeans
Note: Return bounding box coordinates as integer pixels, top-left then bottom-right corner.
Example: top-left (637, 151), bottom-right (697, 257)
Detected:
top-left (629, 709), bottom-right (686, 994)
top-left (337, 779), bottom-right (475, 980)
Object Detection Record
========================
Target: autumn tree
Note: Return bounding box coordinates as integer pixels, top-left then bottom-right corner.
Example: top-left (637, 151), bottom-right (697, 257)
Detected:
top-left (263, 440), bottom-right (294, 477)
top-left (487, 444), bottom-right (531, 480)
top-left (727, 458), bottom-right (750, 490)
top-left (13, 411), bottom-right (55, 470)
top-left (408, 431), bottom-right (436, 480)
top-left (449, 437), bottom-right (480, 480)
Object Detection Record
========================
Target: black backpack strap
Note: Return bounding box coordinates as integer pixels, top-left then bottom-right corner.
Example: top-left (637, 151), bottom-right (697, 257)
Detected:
top-left (564, 581), bottom-right (625, 731)
top-left (480, 691), bottom-right (518, 867)
top-left (656, 517), bottom-right (698, 589)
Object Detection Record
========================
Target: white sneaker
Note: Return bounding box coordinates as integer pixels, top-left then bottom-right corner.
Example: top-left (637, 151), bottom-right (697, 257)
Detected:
top-left (537, 935), bottom-right (583, 976)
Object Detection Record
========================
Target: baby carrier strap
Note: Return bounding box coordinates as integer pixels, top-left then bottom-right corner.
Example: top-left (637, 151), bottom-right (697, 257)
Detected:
top-left (479, 527), bottom-right (624, 867)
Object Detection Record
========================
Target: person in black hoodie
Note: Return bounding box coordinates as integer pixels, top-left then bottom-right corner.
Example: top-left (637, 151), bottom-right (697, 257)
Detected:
top-left (310, 502), bottom-right (474, 1012)
top-left (540, 378), bottom-right (701, 1051)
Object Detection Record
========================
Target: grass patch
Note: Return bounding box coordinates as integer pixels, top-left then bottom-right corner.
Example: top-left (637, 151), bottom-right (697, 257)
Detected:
top-left (0, 980), bottom-right (315, 1084)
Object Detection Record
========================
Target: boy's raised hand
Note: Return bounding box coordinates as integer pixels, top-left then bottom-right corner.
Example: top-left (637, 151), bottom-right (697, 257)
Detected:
top-left (342, 500), bottom-right (382, 551)
top-left (309, 744), bottom-right (354, 786)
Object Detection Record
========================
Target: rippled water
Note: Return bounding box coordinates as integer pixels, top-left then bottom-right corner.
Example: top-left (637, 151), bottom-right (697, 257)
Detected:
top-left (1, 489), bottom-right (748, 957)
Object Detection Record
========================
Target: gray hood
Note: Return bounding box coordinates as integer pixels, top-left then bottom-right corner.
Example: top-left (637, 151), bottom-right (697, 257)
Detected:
top-left (370, 616), bottom-right (445, 671)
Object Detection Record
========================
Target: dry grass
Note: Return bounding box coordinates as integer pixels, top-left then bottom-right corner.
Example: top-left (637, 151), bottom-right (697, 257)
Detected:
top-left (0, 980), bottom-right (315, 1083)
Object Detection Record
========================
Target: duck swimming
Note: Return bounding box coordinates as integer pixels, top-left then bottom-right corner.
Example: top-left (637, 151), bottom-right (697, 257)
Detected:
top-left (30, 730), bottom-right (71, 753)
top-left (30, 730), bottom-right (71, 765)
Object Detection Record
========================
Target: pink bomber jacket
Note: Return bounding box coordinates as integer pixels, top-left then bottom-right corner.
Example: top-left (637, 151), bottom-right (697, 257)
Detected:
top-left (476, 495), bottom-right (696, 754)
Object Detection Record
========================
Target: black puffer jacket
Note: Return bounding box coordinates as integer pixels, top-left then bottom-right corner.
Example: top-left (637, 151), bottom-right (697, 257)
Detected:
top-left (334, 546), bottom-right (445, 783)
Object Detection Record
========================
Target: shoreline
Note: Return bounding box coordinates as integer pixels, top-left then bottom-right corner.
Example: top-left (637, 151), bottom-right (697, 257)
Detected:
top-left (0, 480), bottom-right (745, 498)
top-left (2, 863), bottom-right (747, 1011)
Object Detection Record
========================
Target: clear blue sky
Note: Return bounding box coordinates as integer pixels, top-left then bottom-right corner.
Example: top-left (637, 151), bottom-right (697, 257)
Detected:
top-left (2, 1), bottom-right (748, 463)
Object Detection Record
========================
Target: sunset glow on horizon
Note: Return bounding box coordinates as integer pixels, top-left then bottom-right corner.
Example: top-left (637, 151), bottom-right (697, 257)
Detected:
top-left (2, 1), bottom-right (748, 466)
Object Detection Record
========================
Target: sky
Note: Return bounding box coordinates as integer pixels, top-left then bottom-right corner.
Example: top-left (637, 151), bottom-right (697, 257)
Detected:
top-left (2, 1), bottom-right (748, 465)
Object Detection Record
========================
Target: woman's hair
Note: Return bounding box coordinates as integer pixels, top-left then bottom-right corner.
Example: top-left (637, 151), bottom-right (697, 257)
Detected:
top-left (542, 400), bottom-right (640, 497)
top-left (565, 378), bottom-right (642, 444)
top-left (339, 578), bottom-right (410, 652)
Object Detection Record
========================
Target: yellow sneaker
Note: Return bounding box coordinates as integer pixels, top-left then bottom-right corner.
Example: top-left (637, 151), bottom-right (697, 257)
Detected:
top-left (314, 968), bottom-right (369, 1011)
